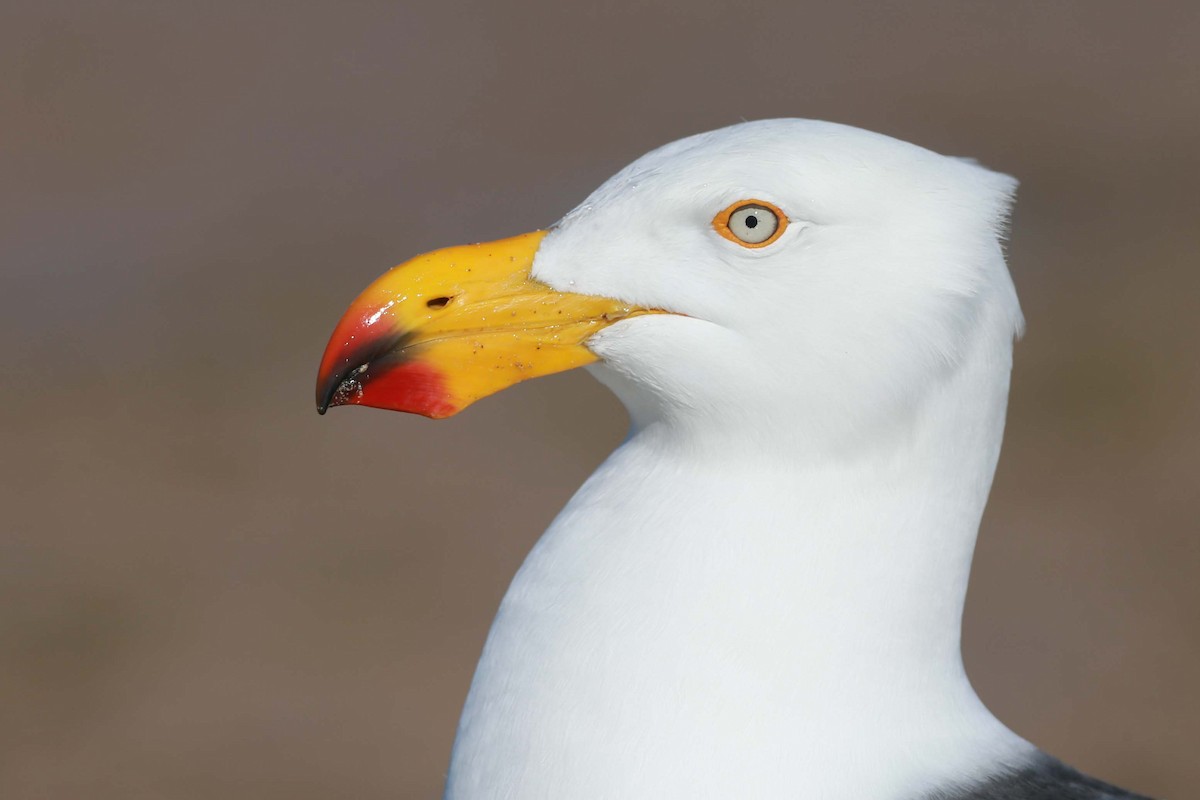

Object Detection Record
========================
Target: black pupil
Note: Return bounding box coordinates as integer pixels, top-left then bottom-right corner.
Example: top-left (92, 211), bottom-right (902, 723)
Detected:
top-left (744, 213), bottom-right (759, 229)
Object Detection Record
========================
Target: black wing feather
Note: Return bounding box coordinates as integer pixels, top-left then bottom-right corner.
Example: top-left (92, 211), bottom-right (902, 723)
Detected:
top-left (928, 753), bottom-right (1155, 800)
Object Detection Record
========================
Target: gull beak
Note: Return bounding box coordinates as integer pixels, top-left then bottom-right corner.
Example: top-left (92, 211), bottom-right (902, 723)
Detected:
top-left (315, 230), bottom-right (654, 418)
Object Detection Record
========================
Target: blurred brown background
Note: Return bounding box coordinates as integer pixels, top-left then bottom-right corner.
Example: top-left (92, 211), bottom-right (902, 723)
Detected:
top-left (2, 2), bottom-right (1197, 798)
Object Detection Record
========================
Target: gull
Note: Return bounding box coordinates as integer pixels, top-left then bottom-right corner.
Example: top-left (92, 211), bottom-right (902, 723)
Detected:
top-left (316, 119), bottom-right (1154, 800)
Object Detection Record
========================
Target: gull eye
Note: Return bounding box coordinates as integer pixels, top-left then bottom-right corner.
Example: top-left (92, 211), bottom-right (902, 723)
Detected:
top-left (713, 199), bottom-right (787, 248)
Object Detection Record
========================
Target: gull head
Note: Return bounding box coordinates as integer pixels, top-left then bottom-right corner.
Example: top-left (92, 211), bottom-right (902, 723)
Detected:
top-left (317, 119), bottom-right (1023, 448)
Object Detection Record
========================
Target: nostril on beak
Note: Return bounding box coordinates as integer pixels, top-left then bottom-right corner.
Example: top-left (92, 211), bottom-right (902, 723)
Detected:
top-left (426, 296), bottom-right (452, 309)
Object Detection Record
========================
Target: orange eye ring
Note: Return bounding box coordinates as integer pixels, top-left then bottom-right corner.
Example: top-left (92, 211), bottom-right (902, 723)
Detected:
top-left (712, 199), bottom-right (788, 248)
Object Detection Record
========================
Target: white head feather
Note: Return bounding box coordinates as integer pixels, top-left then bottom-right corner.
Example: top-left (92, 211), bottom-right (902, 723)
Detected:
top-left (535, 119), bottom-right (1023, 455)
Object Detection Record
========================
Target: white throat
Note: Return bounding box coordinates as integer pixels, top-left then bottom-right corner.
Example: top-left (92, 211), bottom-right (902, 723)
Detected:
top-left (445, 302), bottom-right (1032, 799)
